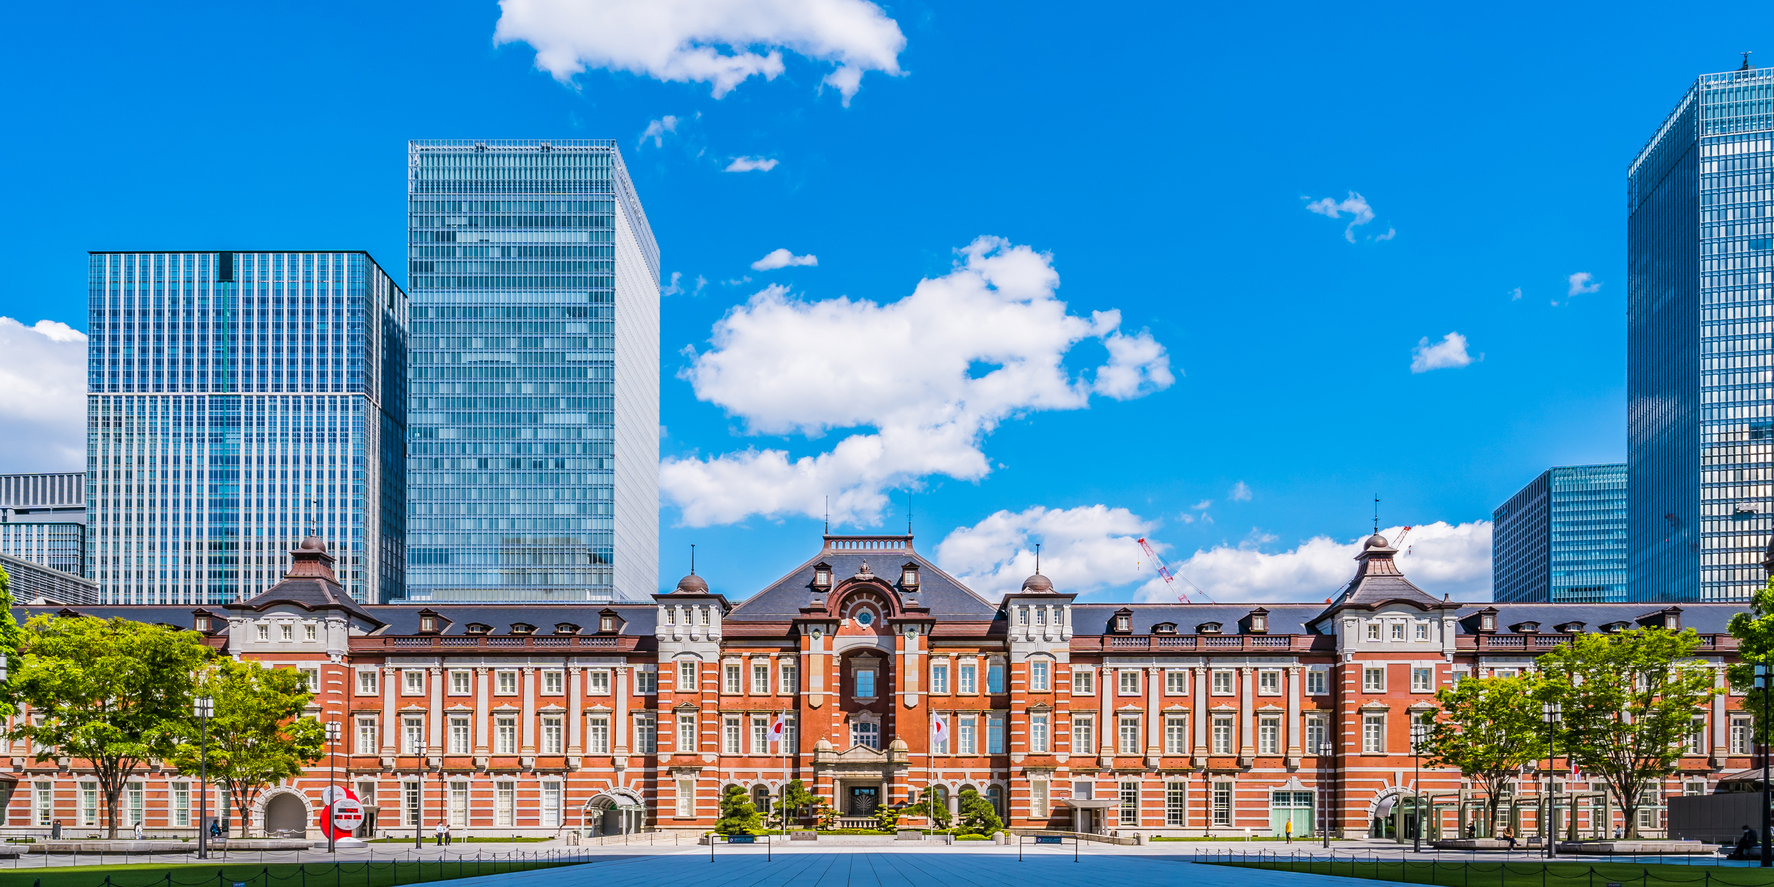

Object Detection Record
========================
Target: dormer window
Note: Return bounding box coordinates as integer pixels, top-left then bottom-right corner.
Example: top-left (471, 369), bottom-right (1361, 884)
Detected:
top-left (1479, 611), bottom-right (1497, 632)
top-left (600, 614), bottom-right (616, 633)
top-left (465, 623), bottom-right (491, 635)
top-left (1198, 622), bottom-right (1222, 634)
top-left (1248, 609), bottom-right (1268, 633)
top-left (1512, 621), bottom-right (1540, 634)
top-left (900, 562), bottom-right (920, 589)
top-left (1602, 621), bottom-right (1629, 633)
top-left (1113, 612), bottom-right (1132, 633)
top-left (554, 622), bottom-right (580, 635)
top-left (1556, 622), bottom-right (1585, 634)
top-left (419, 615), bottom-right (436, 633)
top-left (192, 610), bottom-right (212, 633)
top-left (510, 623), bottom-right (535, 635)
top-left (812, 563), bottom-right (833, 590)
top-left (1153, 622), bottom-right (1177, 634)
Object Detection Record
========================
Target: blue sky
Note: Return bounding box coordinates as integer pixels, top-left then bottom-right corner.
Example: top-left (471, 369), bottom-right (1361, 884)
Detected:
top-left (3, 0), bottom-right (1769, 603)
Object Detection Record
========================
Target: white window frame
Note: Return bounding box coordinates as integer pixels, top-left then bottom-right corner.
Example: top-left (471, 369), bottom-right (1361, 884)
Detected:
top-left (1257, 669), bottom-right (1282, 696)
top-left (449, 716), bottom-right (471, 754)
top-left (752, 662), bottom-right (771, 696)
top-left (542, 715), bottom-right (563, 754)
top-left (1118, 669), bottom-right (1141, 696)
top-left (587, 716), bottom-right (610, 754)
top-left (495, 670), bottom-right (519, 695)
top-left (402, 670), bottom-right (425, 696)
top-left (1362, 713), bottom-right (1387, 754)
top-left (1411, 667), bottom-right (1434, 693)
top-left (1030, 713), bottom-right (1050, 753)
top-left (449, 669), bottom-right (471, 696)
top-left (1212, 669), bottom-right (1235, 695)
top-left (1072, 714), bottom-right (1095, 753)
top-left (542, 670), bottom-right (565, 695)
top-left (1072, 668), bottom-right (1094, 696)
top-left (356, 669), bottom-right (378, 695)
top-left (1030, 659), bottom-right (1050, 692)
top-left (1363, 666), bottom-right (1386, 692)
top-left (1164, 714), bottom-right (1188, 754)
top-left (931, 661), bottom-right (950, 694)
top-left (588, 669), bottom-right (611, 696)
top-left (1306, 668), bottom-right (1328, 695)
top-left (1165, 669), bottom-right (1188, 695)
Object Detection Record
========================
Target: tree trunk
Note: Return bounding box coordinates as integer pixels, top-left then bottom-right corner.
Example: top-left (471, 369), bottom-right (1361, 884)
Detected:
top-left (103, 784), bottom-right (122, 840)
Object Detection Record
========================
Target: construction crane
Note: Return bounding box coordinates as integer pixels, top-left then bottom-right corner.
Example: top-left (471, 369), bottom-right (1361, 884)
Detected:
top-left (1392, 526), bottom-right (1413, 549)
top-left (1136, 538), bottom-right (1216, 604)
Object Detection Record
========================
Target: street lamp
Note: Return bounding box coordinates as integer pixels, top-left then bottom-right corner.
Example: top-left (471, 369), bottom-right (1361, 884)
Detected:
top-left (1410, 718), bottom-right (1428, 853)
top-left (1756, 664), bottom-right (1771, 868)
top-left (1319, 740), bottom-right (1334, 848)
top-left (1542, 701), bottom-right (1562, 859)
top-left (414, 741), bottom-right (427, 849)
top-left (325, 721), bottom-right (341, 853)
top-left (194, 695), bottom-right (214, 859)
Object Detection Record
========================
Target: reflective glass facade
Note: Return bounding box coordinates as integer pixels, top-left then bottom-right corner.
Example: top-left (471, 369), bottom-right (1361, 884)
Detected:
top-left (1628, 66), bottom-right (1774, 602)
top-left (405, 140), bottom-right (659, 603)
top-left (1493, 464), bottom-right (1627, 603)
top-left (0, 472), bottom-right (87, 576)
top-left (87, 251), bottom-right (408, 604)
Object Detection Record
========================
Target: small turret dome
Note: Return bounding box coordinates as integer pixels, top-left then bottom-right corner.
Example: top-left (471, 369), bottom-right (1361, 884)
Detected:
top-left (814, 738), bottom-right (833, 752)
top-left (1020, 573), bottom-right (1055, 593)
top-left (888, 737), bottom-right (909, 752)
top-left (1364, 533), bottom-right (1390, 549)
top-left (298, 536), bottom-right (327, 552)
top-left (673, 573), bottom-right (709, 594)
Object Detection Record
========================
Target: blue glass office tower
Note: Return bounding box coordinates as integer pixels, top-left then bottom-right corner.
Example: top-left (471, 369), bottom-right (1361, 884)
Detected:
top-left (1628, 62), bottom-right (1774, 603)
top-left (1493, 464), bottom-right (1628, 603)
top-left (405, 140), bottom-right (659, 603)
top-left (87, 251), bottom-right (408, 604)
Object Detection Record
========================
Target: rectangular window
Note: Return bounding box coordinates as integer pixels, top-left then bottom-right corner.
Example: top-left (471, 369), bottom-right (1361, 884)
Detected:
top-left (1363, 666), bottom-right (1386, 692)
top-left (933, 716), bottom-right (950, 754)
top-left (678, 661), bottom-right (697, 691)
top-left (1165, 714), bottom-right (1188, 754)
top-left (855, 668), bottom-right (877, 699)
top-left (1415, 621), bottom-right (1430, 640)
top-left (959, 715), bottom-right (978, 754)
top-left (1688, 717), bottom-right (1708, 756)
top-left (1119, 780), bottom-right (1140, 825)
top-left (403, 670), bottom-right (426, 696)
top-left (449, 716), bottom-right (471, 754)
top-left (1258, 716), bottom-right (1281, 755)
top-left (1258, 669), bottom-right (1281, 695)
top-left (1165, 669), bottom-right (1188, 695)
top-left (357, 669), bottom-right (378, 695)
top-left (541, 781), bottom-right (561, 827)
top-left (724, 664), bottom-right (742, 694)
top-left (449, 782), bottom-right (469, 828)
top-left (300, 668), bottom-right (321, 693)
top-left (676, 778), bottom-right (695, 817)
top-left (1118, 715), bottom-right (1141, 754)
top-left (305, 623), bottom-right (317, 641)
top-left (495, 717), bottom-right (516, 754)
top-left (636, 667), bottom-right (658, 695)
top-left (723, 716), bottom-right (742, 754)
top-left (780, 660), bottom-right (797, 694)
top-left (542, 716), bottom-right (563, 754)
top-left (450, 670), bottom-right (471, 695)
top-left (127, 782), bottom-right (144, 826)
top-left (1165, 782), bottom-right (1187, 826)
top-left (635, 715), bottom-right (657, 753)
top-left (542, 670), bottom-right (564, 695)
top-left (931, 661), bottom-right (950, 694)
top-left (1362, 713), bottom-right (1386, 753)
top-left (34, 782), bottom-right (52, 827)
top-left (172, 783), bottom-right (191, 827)
top-left (1118, 669), bottom-right (1141, 696)
top-left (588, 669), bottom-right (611, 695)
top-left (1212, 715), bottom-right (1234, 754)
top-left (356, 717), bottom-right (378, 754)
top-left (783, 715), bottom-right (798, 751)
top-left (677, 714), bottom-right (697, 752)
top-left (987, 714), bottom-right (1004, 754)
top-left (1073, 714), bottom-right (1095, 754)
top-left (988, 661), bottom-right (1005, 694)
top-left (495, 782), bottom-right (515, 827)
top-left (1390, 623), bottom-right (1405, 640)
top-left (1030, 660), bottom-right (1050, 691)
top-left (1366, 623), bottom-right (1381, 641)
top-left (1030, 713), bottom-right (1049, 752)
top-left (751, 716), bottom-right (770, 754)
top-left (1030, 779), bottom-right (1049, 818)
top-left (1306, 714), bottom-right (1328, 754)
top-left (1211, 781), bottom-right (1232, 827)
top-left (496, 670), bottom-right (518, 695)
top-left (1732, 718), bottom-right (1753, 755)
top-left (404, 717), bottom-right (425, 755)
top-left (752, 662), bottom-right (771, 695)
top-left (1212, 670), bottom-right (1234, 695)
top-left (404, 782), bottom-right (422, 828)
top-left (587, 717), bottom-right (610, 754)
top-left (1411, 667), bottom-right (1433, 692)
top-left (1306, 668), bottom-right (1328, 695)
top-left (959, 661), bottom-right (978, 694)
top-left (1072, 668), bottom-right (1094, 696)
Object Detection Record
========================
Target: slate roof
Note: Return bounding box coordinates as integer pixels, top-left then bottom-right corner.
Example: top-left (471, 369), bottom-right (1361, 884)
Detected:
top-left (371, 604), bottom-right (658, 636)
top-left (1072, 603), bottom-right (1327, 636)
top-left (1449, 602), bottom-right (1740, 636)
top-left (15, 605), bottom-right (208, 632)
top-left (1330, 534), bottom-right (1446, 611)
top-left (726, 537), bottom-right (1000, 622)
top-left (233, 577), bottom-right (380, 623)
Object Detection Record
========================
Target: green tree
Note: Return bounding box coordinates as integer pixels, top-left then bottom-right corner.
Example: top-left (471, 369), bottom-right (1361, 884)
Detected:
top-left (776, 779), bottom-right (817, 828)
top-left (715, 784), bottom-right (762, 835)
top-left (957, 787), bottom-right (1003, 836)
top-left (0, 563), bottom-right (22, 712)
top-left (1538, 627), bottom-right (1719, 838)
top-left (170, 658), bottom-right (326, 837)
top-left (1421, 674), bottom-right (1546, 836)
top-left (1727, 579), bottom-right (1774, 736)
top-left (3, 616), bottom-right (211, 838)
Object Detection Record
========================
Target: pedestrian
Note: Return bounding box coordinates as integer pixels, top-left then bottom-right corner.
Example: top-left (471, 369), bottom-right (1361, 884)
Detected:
top-left (51, 820), bottom-right (61, 840)
top-left (435, 820), bottom-right (447, 846)
top-left (444, 823), bottom-right (452, 846)
top-left (134, 822), bottom-right (143, 841)
top-left (1285, 818), bottom-right (1293, 844)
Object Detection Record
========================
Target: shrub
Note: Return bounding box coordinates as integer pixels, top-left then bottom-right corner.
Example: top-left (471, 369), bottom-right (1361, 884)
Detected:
top-left (715, 785), bottom-right (762, 835)
top-left (957, 788), bottom-right (1003, 836)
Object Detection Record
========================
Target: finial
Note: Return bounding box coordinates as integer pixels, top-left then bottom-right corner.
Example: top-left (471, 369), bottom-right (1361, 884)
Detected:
top-left (1035, 542), bottom-right (1042, 575)
top-left (1744, 50), bottom-right (1755, 71)
top-left (824, 496), bottom-right (829, 534)
top-left (1373, 495), bottom-right (1380, 535)
top-left (907, 492), bottom-right (912, 535)
top-left (690, 543), bottom-right (696, 576)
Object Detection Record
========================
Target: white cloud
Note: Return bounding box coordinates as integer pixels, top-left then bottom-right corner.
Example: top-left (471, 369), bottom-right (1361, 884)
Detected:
top-left (660, 236), bottom-right (1177, 527)
top-left (1372, 227), bottom-right (1397, 242)
top-left (751, 248), bottom-right (818, 271)
top-left (1509, 287), bottom-right (1522, 301)
top-left (493, 0), bottom-right (907, 104)
top-left (0, 318), bottom-right (87, 472)
top-left (638, 115), bottom-right (680, 148)
top-left (1228, 481), bottom-right (1251, 501)
top-left (935, 505), bottom-right (1164, 599)
top-left (725, 156), bottom-right (779, 172)
top-left (1135, 521), bottom-right (1494, 604)
top-left (1410, 332), bottom-right (1473, 373)
top-left (1568, 272), bottom-right (1601, 297)
top-left (661, 271), bottom-right (685, 296)
top-left (1304, 191), bottom-right (1378, 243)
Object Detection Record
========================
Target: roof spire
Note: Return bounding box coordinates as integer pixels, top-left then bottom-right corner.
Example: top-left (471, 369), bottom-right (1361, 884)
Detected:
top-left (1744, 50), bottom-right (1755, 71)
top-left (824, 496), bottom-right (829, 534)
top-left (1373, 494), bottom-right (1380, 535)
top-left (690, 543), bottom-right (696, 576)
top-left (1035, 542), bottom-right (1042, 575)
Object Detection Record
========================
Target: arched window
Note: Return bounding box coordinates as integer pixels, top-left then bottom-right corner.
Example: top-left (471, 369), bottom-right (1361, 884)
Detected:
top-left (752, 784), bottom-right (771, 813)
top-left (987, 785), bottom-right (1004, 817)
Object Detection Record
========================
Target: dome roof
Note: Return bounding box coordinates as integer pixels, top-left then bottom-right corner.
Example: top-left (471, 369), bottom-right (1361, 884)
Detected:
top-left (298, 536), bottom-right (327, 552)
top-left (673, 573), bottom-right (709, 594)
top-left (1020, 573), bottom-right (1055, 593)
top-left (1364, 533), bottom-right (1390, 549)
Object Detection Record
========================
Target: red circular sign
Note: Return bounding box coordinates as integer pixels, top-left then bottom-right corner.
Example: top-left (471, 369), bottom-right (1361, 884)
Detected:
top-left (331, 799), bottom-right (364, 833)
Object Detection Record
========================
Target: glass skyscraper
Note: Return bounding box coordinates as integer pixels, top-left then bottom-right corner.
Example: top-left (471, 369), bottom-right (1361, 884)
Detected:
top-left (405, 140), bottom-right (659, 603)
top-left (1628, 62), bottom-right (1774, 602)
top-left (0, 472), bottom-right (87, 576)
top-left (1493, 464), bottom-right (1628, 603)
top-left (87, 251), bottom-right (408, 605)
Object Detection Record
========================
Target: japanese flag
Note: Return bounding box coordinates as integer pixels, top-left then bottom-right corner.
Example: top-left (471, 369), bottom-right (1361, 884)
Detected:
top-left (932, 715), bottom-right (948, 741)
top-left (770, 714), bottom-right (786, 745)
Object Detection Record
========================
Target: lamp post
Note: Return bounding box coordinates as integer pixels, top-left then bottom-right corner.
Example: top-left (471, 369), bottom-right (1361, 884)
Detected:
top-left (194, 695), bottom-right (214, 859)
top-left (1319, 740), bottom-right (1334, 848)
top-left (1757, 664), bottom-right (1771, 868)
top-left (325, 721), bottom-right (341, 853)
top-left (415, 741), bottom-right (427, 849)
top-left (1542, 701), bottom-right (1562, 859)
top-left (1410, 719), bottom-right (1428, 853)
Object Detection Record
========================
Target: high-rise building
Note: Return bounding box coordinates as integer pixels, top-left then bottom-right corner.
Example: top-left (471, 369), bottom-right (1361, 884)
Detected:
top-left (0, 472), bottom-right (87, 576)
top-left (1628, 61), bottom-right (1774, 603)
top-left (1493, 464), bottom-right (1628, 603)
top-left (405, 140), bottom-right (659, 603)
top-left (87, 251), bottom-right (408, 605)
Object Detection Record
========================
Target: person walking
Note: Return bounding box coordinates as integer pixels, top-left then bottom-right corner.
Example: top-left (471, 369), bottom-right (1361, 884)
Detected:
top-left (435, 820), bottom-right (447, 846)
top-left (1285, 818), bottom-right (1293, 844)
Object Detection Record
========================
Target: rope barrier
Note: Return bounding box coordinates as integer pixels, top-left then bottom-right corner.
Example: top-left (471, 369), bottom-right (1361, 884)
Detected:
top-left (1198, 850), bottom-right (1774, 887)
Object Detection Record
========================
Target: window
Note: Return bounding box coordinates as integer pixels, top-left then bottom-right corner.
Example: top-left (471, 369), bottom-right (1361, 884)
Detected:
top-left (256, 624), bottom-right (269, 642)
top-left (357, 669), bottom-right (378, 695)
top-left (1212, 670), bottom-right (1234, 695)
top-left (783, 715), bottom-right (798, 751)
top-left (1165, 782), bottom-right (1187, 826)
top-left (1362, 713), bottom-right (1386, 753)
top-left (674, 713), bottom-right (697, 751)
top-left (854, 667), bottom-right (877, 699)
top-left (1030, 779), bottom-right (1049, 818)
top-left (676, 777), bottom-right (695, 817)
top-left (1030, 713), bottom-right (1050, 752)
top-left (932, 662), bottom-right (950, 694)
top-left (1115, 613), bottom-right (1132, 632)
top-left (959, 661), bottom-right (978, 694)
top-left (449, 716), bottom-right (471, 754)
top-left (494, 717), bottom-right (516, 754)
top-left (959, 716), bottom-right (977, 754)
top-left (752, 662), bottom-right (771, 695)
top-left (1030, 660), bottom-right (1050, 691)
top-left (933, 715), bottom-right (950, 754)
top-left (1118, 715), bottom-right (1141, 754)
top-left (1363, 666), bottom-right (1386, 692)
top-left (355, 717), bottom-right (378, 754)
top-left (1306, 668), bottom-right (1327, 695)
top-left (635, 714), bottom-right (657, 753)
top-left (724, 663), bottom-right (742, 694)
top-left (988, 661), bottom-right (1005, 694)
top-left (1073, 714), bottom-right (1095, 754)
top-left (1211, 781), bottom-right (1232, 826)
top-left (587, 716), bottom-right (610, 754)
top-left (1073, 668), bottom-right (1094, 696)
top-left (543, 670), bottom-right (564, 695)
top-left (852, 720), bottom-right (880, 750)
top-left (1165, 715), bottom-right (1188, 754)
top-left (495, 781), bottom-right (515, 827)
top-left (278, 624), bottom-right (292, 642)
top-left (126, 782), bottom-right (144, 826)
top-left (1118, 669), bottom-right (1141, 696)
top-left (1212, 715), bottom-right (1234, 754)
top-left (449, 782), bottom-right (468, 828)
top-left (450, 670), bottom-right (471, 695)
top-left (305, 623), bottom-right (317, 641)
top-left (1306, 714), bottom-right (1327, 754)
top-left (403, 670), bottom-right (425, 696)
top-left (403, 782), bottom-right (421, 827)
top-left (723, 716), bottom-right (742, 754)
top-left (300, 667), bottom-right (321, 692)
top-left (172, 783), bottom-right (190, 827)
top-left (1258, 669), bottom-right (1281, 695)
top-left (404, 717), bottom-right (425, 755)
top-left (1688, 717), bottom-right (1708, 756)
top-left (678, 660), bottom-right (697, 691)
top-left (1258, 716), bottom-right (1280, 755)
top-left (495, 670), bottom-right (518, 695)
top-left (751, 716), bottom-right (771, 754)
top-left (1390, 623), bottom-right (1405, 641)
top-left (600, 614), bottom-right (616, 633)
top-left (1365, 623), bottom-right (1380, 641)
top-left (1411, 667), bottom-right (1433, 692)
top-left (1732, 717), bottom-right (1753, 755)
top-left (780, 660), bottom-right (797, 693)
top-left (1119, 780), bottom-right (1139, 825)
top-left (636, 667), bottom-right (657, 695)
top-left (1415, 621), bottom-right (1430, 640)
top-left (1166, 670), bottom-right (1189, 695)
top-left (588, 669), bottom-right (611, 695)
top-left (542, 716), bottom-right (563, 754)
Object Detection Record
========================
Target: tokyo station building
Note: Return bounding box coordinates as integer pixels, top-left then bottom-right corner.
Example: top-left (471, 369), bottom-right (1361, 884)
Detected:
top-left (1, 531), bottom-right (1755, 840)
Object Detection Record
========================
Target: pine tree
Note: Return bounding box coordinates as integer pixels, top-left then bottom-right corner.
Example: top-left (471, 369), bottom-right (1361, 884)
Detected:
top-left (958, 787), bottom-right (1002, 836)
top-left (715, 784), bottom-right (762, 835)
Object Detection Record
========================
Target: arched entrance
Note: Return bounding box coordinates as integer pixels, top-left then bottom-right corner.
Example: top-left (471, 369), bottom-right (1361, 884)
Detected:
top-left (263, 792), bottom-right (309, 838)
top-left (582, 789), bottom-right (646, 837)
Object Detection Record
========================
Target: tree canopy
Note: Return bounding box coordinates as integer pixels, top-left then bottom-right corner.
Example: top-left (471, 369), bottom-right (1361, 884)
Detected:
top-left (1727, 580), bottom-right (1774, 736)
top-left (714, 784), bottom-right (761, 834)
top-left (1422, 673), bottom-right (1547, 837)
top-left (170, 658), bottom-right (326, 837)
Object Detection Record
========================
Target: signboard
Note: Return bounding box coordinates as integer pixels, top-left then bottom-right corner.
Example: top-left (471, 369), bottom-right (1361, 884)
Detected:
top-left (331, 799), bottom-right (365, 834)
top-left (1035, 836), bottom-right (1063, 845)
top-left (320, 786), bottom-right (348, 806)
top-left (727, 834), bottom-right (756, 844)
